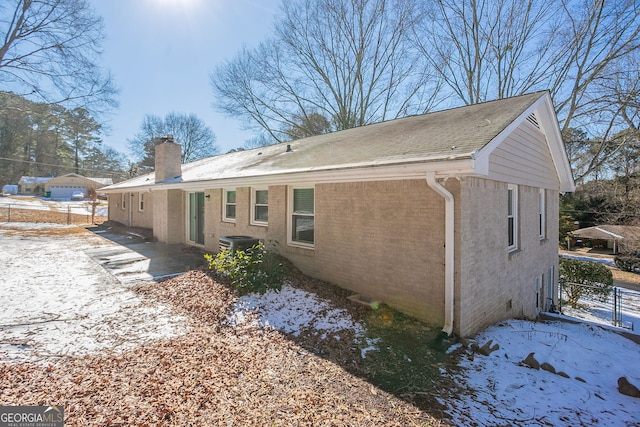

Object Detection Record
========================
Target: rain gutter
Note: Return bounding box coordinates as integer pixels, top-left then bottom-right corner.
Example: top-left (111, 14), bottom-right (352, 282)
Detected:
top-left (426, 172), bottom-right (455, 336)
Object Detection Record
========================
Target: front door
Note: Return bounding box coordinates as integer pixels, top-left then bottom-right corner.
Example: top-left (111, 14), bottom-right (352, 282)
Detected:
top-left (188, 192), bottom-right (205, 245)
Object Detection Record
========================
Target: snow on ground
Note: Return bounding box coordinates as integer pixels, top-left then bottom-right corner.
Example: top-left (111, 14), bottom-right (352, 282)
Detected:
top-left (227, 284), bottom-right (640, 426)
top-left (560, 252), bottom-right (616, 267)
top-left (561, 286), bottom-right (640, 331)
top-left (445, 319), bottom-right (640, 426)
top-left (227, 283), bottom-right (365, 339)
top-left (0, 195), bottom-right (108, 216)
top-left (558, 251), bottom-right (639, 331)
top-left (2, 222), bottom-right (639, 425)
top-left (0, 223), bottom-right (184, 363)
top-left (0, 196), bottom-right (47, 209)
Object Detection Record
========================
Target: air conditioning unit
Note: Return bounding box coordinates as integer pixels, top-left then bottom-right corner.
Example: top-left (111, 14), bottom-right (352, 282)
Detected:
top-left (218, 236), bottom-right (260, 253)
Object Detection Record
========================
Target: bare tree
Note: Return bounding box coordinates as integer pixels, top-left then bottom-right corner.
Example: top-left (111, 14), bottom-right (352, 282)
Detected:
top-left (415, 0), bottom-right (559, 105)
top-left (560, 46), bottom-right (640, 183)
top-left (0, 0), bottom-right (117, 112)
top-left (211, 0), bottom-right (442, 144)
top-left (417, 0), bottom-right (640, 183)
top-left (285, 112), bottom-right (332, 140)
top-left (551, 0), bottom-right (640, 135)
top-left (128, 112), bottom-right (218, 170)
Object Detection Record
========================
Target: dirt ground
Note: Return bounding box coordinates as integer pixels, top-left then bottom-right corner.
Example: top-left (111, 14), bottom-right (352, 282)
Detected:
top-left (0, 220), bottom-right (453, 426)
top-left (1, 270), bottom-right (451, 426)
top-left (5, 212), bottom-right (637, 425)
top-left (0, 206), bottom-right (106, 225)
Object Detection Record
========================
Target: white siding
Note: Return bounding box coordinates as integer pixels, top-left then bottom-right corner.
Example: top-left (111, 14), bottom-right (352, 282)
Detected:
top-left (488, 121), bottom-right (559, 189)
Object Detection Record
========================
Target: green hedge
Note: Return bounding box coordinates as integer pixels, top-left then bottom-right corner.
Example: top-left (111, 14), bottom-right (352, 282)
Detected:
top-left (614, 256), bottom-right (640, 273)
top-left (205, 242), bottom-right (287, 295)
top-left (559, 257), bottom-right (613, 308)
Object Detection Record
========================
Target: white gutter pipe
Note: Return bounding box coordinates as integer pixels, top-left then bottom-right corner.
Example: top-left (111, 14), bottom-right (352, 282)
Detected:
top-left (426, 172), bottom-right (455, 336)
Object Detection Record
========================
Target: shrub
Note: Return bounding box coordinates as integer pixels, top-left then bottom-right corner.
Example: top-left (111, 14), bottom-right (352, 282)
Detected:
top-left (205, 242), bottom-right (286, 295)
top-left (614, 256), bottom-right (640, 274)
top-left (558, 257), bottom-right (613, 308)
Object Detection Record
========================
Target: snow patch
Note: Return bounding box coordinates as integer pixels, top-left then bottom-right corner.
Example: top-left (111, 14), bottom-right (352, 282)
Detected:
top-left (0, 224), bottom-right (185, 363)
top-left (446, 319), bottom-right (640, 426)
top-left (227, 283), bottom-right (364, 338)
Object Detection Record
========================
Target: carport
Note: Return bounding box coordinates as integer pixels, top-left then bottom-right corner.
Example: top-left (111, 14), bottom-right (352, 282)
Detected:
top-left (570, 225), bottom-right (640, 254)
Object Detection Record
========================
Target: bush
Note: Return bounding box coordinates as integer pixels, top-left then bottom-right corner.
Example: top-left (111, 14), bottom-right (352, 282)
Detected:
top-left (559, 257), bottom-right (613, 308)
top-left (614, 256), bottom-right (640, 273)
top-left (205, 242), bottom-right (286, 295)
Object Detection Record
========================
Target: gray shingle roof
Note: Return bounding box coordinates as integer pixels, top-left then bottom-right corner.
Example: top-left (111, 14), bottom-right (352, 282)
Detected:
top-left (88, 177), bottom-right (114, 186)
top-left (105, 91), bottom-right (549, 190)
top-left (19, 176), bottom-right (52, 185)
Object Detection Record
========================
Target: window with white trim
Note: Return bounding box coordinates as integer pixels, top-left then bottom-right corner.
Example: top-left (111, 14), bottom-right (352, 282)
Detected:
top-left (538, 188), bottom-right (546, 240)
top-left (121, 192), bottom-right (127, 210)
top-left (223, 189), bottom-right (236, 222)
top-left (291, 187), bottom-right (314, 245)
top-left (138, 192), bottom-right (145, 212)
top-left (508, 184), bottom-right (518, 252)
top-left (251, 188), bottom-right (268, 225)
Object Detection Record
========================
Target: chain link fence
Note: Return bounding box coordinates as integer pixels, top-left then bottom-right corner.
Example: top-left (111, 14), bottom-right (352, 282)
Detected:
top-left (559, 281), bottom-right (634, 331)
top-left (0, 202), bottom-right (105, 225)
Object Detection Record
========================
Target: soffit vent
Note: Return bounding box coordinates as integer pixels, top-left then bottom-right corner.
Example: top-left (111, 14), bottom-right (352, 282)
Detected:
top-left (526, 113), bottom-right (540, 129)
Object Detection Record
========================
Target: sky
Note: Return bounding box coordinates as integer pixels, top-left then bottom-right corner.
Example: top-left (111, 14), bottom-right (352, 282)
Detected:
top-left (92, 0), bottom-right (281, 159)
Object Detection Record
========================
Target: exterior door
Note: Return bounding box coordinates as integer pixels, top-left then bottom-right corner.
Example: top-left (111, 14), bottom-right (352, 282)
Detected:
top-left (535, 275), bottom-right (543, 315)
top-left (546, 266), bottom-right (555, 311)
top-left (188, 192), bottom-right (205, 245)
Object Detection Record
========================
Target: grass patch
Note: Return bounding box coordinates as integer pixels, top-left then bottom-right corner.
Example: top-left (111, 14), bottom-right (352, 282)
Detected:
top-left (359, 305), bottom-right (451, 393)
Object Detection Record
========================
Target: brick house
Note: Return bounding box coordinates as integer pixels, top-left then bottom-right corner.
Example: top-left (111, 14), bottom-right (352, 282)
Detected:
top-left (101, 91), bottom-right (574, 337)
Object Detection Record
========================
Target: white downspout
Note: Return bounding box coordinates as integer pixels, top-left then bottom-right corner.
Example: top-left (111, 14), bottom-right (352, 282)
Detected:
top-left (426, 172), bottom-right (455, 336)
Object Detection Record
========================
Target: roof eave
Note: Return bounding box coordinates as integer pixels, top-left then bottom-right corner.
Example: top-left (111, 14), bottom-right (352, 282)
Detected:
top-left (100, 158), bottom-right (480, 193)
top-left (471, 92), bottom-right (576, 192)
top-left (536, 93), bottom-right (576, 193)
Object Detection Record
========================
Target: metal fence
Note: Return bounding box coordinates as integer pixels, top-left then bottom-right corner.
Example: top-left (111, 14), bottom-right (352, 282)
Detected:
top-left (559, 281), bottom-right (633, 331)
top-left (0, 203), bottom-right (105, 225)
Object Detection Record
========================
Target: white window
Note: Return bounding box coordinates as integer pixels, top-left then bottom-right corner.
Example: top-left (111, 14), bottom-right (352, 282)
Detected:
top-left (138, 192), bottom-right (145, 212)
top-left (121, 193), bottom-right (127, 210)
top-left (508, 184), bottom-right (518, 252)
top-left (251, 188), bottom-right (268, 226)
top-left (290, 187), bottom-right (314, 246)
top-left (539, 188), bottom-right (546, 240)
top-left (223, 189), bottom-right (236, 222)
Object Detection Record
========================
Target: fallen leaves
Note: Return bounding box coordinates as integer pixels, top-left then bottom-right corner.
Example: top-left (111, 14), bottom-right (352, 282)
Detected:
top-left (0, 269), bottom-right (448, 426)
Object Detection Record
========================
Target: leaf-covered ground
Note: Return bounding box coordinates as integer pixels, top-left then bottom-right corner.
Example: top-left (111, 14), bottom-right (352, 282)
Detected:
top-left (1, 268), bottom-right (452, 426)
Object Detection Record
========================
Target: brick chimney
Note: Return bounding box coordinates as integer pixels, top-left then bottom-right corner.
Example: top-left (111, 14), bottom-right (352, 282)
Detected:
top-left (154, 135), bottom-right (182, 183)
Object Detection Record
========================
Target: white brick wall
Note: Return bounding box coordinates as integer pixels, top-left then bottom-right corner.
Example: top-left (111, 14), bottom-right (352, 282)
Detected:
top-left (458, 177), bottom-right (559, 336)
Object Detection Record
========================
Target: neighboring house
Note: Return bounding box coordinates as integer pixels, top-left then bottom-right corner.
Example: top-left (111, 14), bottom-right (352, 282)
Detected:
top-left (44, 173), bottom-right (113, 200)
top-left (18, 176), bottom-right (52, 195)
top-left (100, 91), bottom-right (575, 337)
top-left (570, 225), bottom-right (640, 255)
